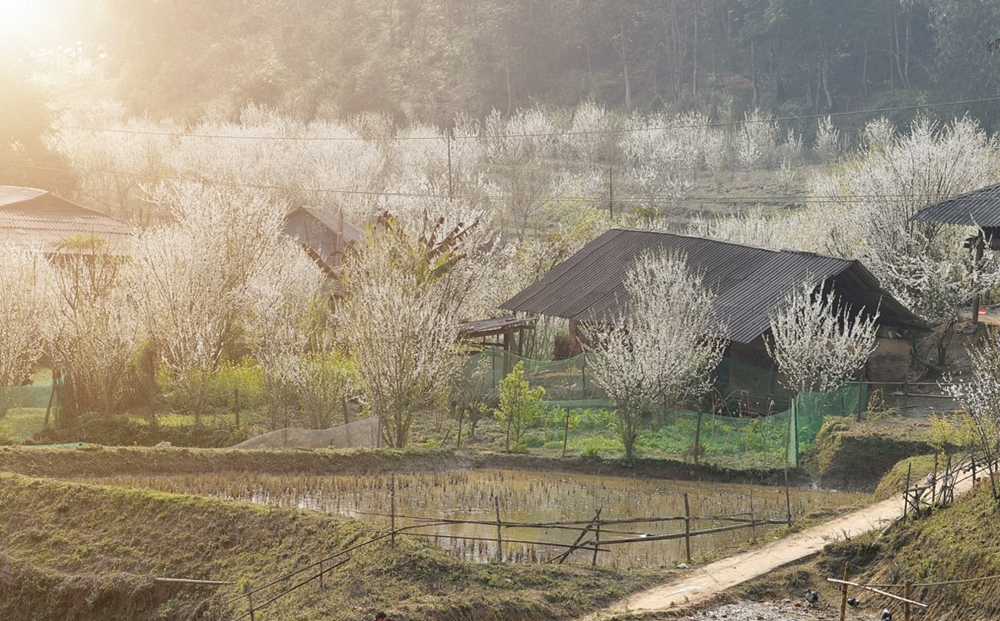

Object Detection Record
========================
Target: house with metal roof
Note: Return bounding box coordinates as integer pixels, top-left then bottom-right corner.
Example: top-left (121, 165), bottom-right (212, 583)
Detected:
top-left (502, 228), bottom-right (923, 399)
top-left (911, 183), bottom-right (1000, 323)
top-left (0, 185), bottom-right (133, 254)
top-left (911, 182), bottom-right (1000, 234)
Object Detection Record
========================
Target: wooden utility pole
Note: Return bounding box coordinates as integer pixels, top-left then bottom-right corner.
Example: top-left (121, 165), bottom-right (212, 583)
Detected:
top-left (608, 167), bottom-right (614, 218)
top-left (447, 131), bottom-right (454, 201)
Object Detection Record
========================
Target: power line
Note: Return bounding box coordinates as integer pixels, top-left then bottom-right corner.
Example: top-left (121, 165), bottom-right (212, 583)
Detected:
top-left (3, 95), bottom-right (1000, 142)
top-left (0, 155), bottom-right (972, 207)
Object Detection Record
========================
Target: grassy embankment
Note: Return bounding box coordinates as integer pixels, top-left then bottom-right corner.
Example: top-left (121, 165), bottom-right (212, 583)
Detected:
top-left (0, 470), bottom-right (658, 621)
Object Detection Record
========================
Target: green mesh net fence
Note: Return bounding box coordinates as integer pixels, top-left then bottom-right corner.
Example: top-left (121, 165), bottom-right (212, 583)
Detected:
top-left (462, 348), bottom-right (611, 408)
top-left (460, 348), bottom-right (865, 468)
top-left (0, 379), bottom-right (58, 442)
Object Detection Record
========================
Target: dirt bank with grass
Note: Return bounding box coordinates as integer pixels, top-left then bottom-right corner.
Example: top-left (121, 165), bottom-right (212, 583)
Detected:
top-left (0, 445), bottom-right (812, 486)
top-left (0, 473), bottom-right (657, 621)
top-left (807, 419), bottom-right (935, 491)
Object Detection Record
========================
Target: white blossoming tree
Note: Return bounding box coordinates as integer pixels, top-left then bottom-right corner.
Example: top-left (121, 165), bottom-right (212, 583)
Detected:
top-left (767, 280), bottom-right (881, 394)
top-left (948, 332), bottom-right (1000, 503)
top-left (131, 184), bottom-right (288, 422)
top-left (243, 237), bottom-right (330, 429)
top-left (341, 205), bottom-right (494, 447)
top-left (48, 239), bottom-right (143, 424)
top-left (0, 247), bottom-right (55, 416)
top-left (585, 250), bottom-right (726, 460)
top-left (813, 116), bottom-right (1000, 370)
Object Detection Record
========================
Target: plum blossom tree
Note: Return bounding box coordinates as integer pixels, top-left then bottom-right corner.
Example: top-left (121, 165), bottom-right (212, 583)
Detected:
top-left (584, 250), bottom-right (726, 460)
top-left (341, 204), bottom-right (495, 447)
top-left (48, 238), bottom-right (143, 423)
top-left (483, 108), bottom-right (561, 242)
top-left (736, 108), bottom-right (779, 175)
top-left (131, 184), bottom-right (289, 422)
top-left (766, 280), bottom-right (880, 394)
top-left (0, 247), bottom-right (55, 416)
top-left (243, 237), bottom-right (329, 429)
top-left (948, 331), bottom-right (1000, 502)
top-left (813, 116), bottom-right (1000, 370)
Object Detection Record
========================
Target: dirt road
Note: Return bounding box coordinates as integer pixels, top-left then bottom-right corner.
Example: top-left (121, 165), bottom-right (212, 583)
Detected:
top-left (584, 472), bottom-right (978, 620)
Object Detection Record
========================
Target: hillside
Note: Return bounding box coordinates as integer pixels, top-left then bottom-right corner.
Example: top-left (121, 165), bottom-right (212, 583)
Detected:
top-left (725, 475), bottom-right (1000, 621)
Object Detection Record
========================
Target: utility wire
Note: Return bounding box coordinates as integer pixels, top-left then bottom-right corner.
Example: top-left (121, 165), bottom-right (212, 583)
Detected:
top-left (3, 95), bottom-right (1000, 142)
top-left (0, 156), bottom-right (965, 206)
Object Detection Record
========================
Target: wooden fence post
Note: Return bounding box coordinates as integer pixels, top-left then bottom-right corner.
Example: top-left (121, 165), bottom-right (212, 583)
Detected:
top-left (494, 496), bottom-right (503, 563)
top-left (683, 493), bottom-right (692, 564)
top-left (247, 591), bottom-right (256, 621)
top-left (591, 508), bottom-right (602, 566)
top-left (234, 388), bottom-right (240, 428)
top-left (904, 580), bottom-right (912, 621)
top-left (749, 483), bottom-right (757, 543)
top-left (319, 559), bottom-right (324, 590)
top-left (390, 474), bottom-right (396, 547)
top-left (784, 468), bottom-right (792, 526)
top-left (903, 461), bottom-right (912, 519)
top-left (839, 564), bottom-right (849, 621)
top-left (562, 408), bottom-right (571, 458)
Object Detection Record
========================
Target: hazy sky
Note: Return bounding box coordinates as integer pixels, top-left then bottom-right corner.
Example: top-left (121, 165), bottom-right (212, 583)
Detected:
top-left (0, 0), bottom-right (94, 55)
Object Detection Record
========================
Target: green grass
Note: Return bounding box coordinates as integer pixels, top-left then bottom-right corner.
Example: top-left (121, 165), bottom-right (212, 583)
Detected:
top-left (0, 408), bottom-right (47, 442)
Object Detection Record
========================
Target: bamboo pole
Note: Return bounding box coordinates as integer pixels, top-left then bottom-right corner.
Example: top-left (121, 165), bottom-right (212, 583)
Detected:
top-left (553, 509), bottom-right (600, 564)
top-left (903, 461), bottom-right (912, 519)
top-left (826, 579), bottom-right (927, 608)
top-left (784, 467), bottom-right (792, 526)
top-left (562, 407), bottom-right (571, 458)
top-left (153, 578), bottom-right (235, 585)
top-left (596, 520), bottom-right (779, 546)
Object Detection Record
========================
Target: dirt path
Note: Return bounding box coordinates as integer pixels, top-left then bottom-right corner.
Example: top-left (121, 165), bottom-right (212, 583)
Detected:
top-left (584, 473), bottom-right (979, 620)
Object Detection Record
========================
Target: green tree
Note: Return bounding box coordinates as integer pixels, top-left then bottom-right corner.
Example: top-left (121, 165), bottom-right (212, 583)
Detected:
top-left (494, 361), bottom-right (545, 452)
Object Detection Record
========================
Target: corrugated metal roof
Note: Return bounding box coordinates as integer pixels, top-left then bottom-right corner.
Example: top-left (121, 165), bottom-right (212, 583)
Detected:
top-left (0, 186), bottom-right (47, 207)
top-left (0, 186), bottom-right (133, 253)
top-left (501, 228), bottom-right (921, 344)
top-left (911, 183), bottom-right (1000, 226)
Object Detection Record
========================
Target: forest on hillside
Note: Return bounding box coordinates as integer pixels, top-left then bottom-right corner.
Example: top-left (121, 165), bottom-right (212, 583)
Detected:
top-left (11, 0), bottom-right (1000, 127)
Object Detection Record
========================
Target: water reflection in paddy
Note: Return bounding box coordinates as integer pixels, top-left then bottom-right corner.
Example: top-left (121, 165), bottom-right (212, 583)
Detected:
top-left (77, 470), bottom-right (866, 568)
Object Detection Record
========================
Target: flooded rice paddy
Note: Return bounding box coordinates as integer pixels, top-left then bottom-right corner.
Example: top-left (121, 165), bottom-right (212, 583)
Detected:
top-left (77, 470), bottom-right (865, 568)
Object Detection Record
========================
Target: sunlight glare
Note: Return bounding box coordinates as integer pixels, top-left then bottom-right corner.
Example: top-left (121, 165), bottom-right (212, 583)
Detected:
top-left (0, 0), bottom-right (47, 37)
